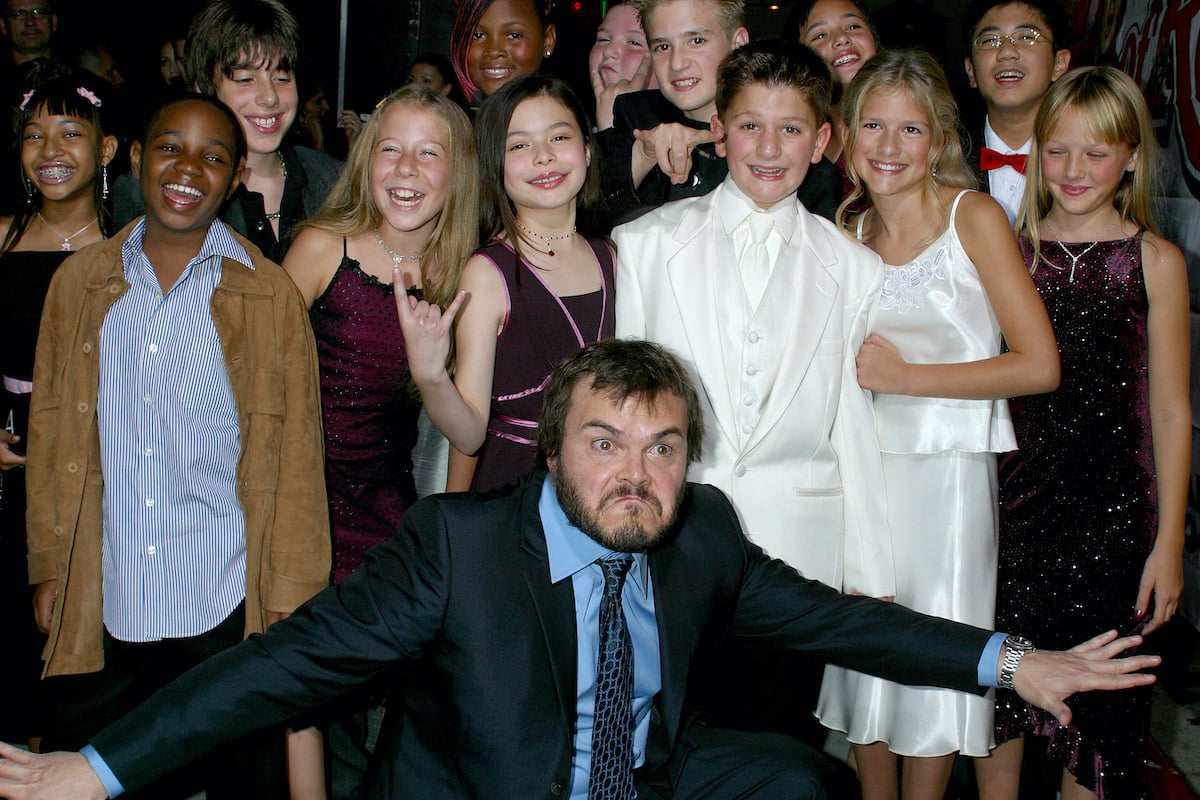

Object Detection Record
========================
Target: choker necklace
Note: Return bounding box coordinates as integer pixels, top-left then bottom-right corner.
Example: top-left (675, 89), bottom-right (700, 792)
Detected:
top-left (516, 221), bottom-right (575, 256)
top-left (37, 213), bottom-right (97, 251)
top-left (1045, 215), bottom-right (1119, 283)
top-left (374, 230), bottom-right (423, 266)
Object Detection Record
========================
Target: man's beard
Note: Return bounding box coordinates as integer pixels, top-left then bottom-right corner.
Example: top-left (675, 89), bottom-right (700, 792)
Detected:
top-left (551, 467), bottom-right (686, 553)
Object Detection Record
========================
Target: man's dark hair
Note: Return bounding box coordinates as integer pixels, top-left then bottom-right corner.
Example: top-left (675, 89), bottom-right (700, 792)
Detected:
top-left (961, 0), bottom-right (1071, 49)
top-left (141, 92), bottom-right (247, 169)
top-left (538, 339), bottom-right (705, 466)
top-left (715, 38), bottom-right (832, 124)
top-left (182, 0), bottom-right (300, 96)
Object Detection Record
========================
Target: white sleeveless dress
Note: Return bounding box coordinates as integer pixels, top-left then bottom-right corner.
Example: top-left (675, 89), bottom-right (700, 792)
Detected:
top-left (815, 190), bottom-right (1015, 757)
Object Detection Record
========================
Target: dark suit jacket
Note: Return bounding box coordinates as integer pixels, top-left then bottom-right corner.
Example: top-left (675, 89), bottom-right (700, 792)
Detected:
top-left (963, 124), bottom-right (990, 192)
top-left (91, 472), bottom-right (992, 799)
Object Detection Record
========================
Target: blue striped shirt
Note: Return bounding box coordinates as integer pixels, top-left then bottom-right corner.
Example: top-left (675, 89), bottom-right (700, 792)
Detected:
top-left (98, 219), bottom-right (253, 642)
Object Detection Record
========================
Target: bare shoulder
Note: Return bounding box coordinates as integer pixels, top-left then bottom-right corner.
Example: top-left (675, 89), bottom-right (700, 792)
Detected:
top-left (1141, 230), bottom-right (1187, 288)
top-left (281, 227), bottom-right (343, 306)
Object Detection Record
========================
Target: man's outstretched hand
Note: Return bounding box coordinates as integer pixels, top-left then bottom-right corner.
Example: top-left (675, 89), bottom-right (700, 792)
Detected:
top-left (1013, 630), bottom-right (1159, 726)
top-left (0, 742), bottom-right (106, 800)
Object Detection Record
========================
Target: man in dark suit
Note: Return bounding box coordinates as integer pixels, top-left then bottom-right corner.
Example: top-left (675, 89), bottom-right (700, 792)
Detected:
top-left (0, 340), bottom-right (1159, 800)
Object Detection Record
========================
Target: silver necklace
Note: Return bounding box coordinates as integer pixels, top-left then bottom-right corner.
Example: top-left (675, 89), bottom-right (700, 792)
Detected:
top-left (37, 213), bottom-right (97, 251)
top-left (265, 152), bottom-right (288, 221)
top-left (374, 230), bottom-right (423, 266)
top-left (516, 221), bottom-right (575, 257)
top-left (1046, 216), bottom-right (1119, 283)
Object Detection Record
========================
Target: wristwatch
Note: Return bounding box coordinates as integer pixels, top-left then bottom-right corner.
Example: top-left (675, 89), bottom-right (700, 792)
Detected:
top-left (999, 635), bottom-right (1036, 690)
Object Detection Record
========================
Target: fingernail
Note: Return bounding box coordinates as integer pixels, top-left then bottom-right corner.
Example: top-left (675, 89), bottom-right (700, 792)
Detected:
top-left (1134, 608), bottom-right (1144, 621)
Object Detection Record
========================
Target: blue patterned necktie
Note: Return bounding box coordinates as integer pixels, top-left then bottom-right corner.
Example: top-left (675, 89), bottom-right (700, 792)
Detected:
top-left (589, 553), bottom-right (636, 800)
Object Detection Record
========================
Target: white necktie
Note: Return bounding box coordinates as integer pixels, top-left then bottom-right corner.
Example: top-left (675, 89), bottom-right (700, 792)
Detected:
top-left (742, 212), bottom-right (774, 306)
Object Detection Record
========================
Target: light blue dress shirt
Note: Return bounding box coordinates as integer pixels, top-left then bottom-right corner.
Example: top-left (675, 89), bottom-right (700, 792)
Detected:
top-left (540, 477), bottom-right (662, 800)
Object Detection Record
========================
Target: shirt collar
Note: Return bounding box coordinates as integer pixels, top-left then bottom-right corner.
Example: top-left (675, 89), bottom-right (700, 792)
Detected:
top-left (121, 217), bottom-right (256, 281)
top-left (982, 117), bottom-right (1032, 155)
top-left (716, 175), bottom-right (798, 242)
top-left (540, 476), bottom-right (651, 598)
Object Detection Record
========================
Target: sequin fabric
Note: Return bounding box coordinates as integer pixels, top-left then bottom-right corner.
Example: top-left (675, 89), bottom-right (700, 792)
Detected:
top-left (309, 251), bottom-right (420, 584)
top-left (996, 233), bottom-right (1155, 799)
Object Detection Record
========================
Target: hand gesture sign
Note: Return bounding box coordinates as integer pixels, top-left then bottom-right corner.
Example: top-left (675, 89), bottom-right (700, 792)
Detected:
top-left (393, 269), bottom-right (467, 387)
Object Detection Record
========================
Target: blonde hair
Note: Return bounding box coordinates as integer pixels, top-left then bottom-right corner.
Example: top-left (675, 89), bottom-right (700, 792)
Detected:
top-left (300, 86), bottom-right (479, 309)
top-left (1019, 66), bottom-right (1158, 268)
top-left (837, 48), bottom-right (976, 242)
top-left (634, 0), bottom-right (745, 37)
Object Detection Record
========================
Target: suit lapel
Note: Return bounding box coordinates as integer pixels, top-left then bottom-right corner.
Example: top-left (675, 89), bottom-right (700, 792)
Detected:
top-left (645, 544), bottom-right (695, 751)
top-left (518, 476), bottom-right (579, 728)
top-left (665, 191), bottom-right (740, 452)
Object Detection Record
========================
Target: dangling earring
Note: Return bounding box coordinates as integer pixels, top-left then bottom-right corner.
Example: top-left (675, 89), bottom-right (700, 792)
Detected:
top-left (100, 163), bottom-right (109, 201)
top-left (22, 176), bottom-right (33, 206)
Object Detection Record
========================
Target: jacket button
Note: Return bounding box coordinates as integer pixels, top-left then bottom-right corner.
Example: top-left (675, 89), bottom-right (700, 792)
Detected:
top-left (549, 781), bottom-right (565, 796)
top-left (66, 463), bottom-right (78, 473)
top-left (734, 464), bottom-right (747, 477)
top-left (82, 342), bottom-right (92, 353)
top-left (53, 525), bottom-right (63, 536)
top-left (108, 284), bottom-right (120, 294)
top-left (77, 402), bottom-right (88, 413)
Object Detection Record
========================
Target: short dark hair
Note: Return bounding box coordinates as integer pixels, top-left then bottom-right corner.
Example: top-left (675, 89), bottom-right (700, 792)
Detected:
top-left (962, 0), bottom-right (1071, 49)
top-left (715, 39), bottom-right (832, 123)
top-left (183, 0), bottom-right (300, 96)
top-left (475, 73), bottom-right (601, 252)
top-left (538, 339), bottom-right (705, 466)
top-left (142, 92), bottom-right (247, 168)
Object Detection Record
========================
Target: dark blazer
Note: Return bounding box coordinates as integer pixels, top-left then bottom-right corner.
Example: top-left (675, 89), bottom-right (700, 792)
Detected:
top-left (963, 124), bottom-right (990, 191)
top-left (91, 472), bottom-right (992, 799)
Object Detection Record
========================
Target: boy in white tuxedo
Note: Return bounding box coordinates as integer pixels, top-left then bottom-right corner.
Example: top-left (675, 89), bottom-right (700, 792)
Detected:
top-left (615, 40), bottom-right (889, 599)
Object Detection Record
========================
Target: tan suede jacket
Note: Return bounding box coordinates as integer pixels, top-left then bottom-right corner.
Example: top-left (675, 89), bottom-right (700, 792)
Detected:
top-left (25, 222), bottom-right (331, 677)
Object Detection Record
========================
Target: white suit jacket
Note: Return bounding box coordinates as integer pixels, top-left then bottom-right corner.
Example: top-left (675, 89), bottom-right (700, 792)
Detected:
top-left (615, 184), bottom-right (893, 596)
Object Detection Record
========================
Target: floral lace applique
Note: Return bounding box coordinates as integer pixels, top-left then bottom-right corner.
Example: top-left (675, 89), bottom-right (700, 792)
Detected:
top-left (880, 245), bottom-right (948, 313)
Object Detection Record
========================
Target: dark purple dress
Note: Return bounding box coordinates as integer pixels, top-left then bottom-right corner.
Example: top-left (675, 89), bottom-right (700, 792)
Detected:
top-left (996, 233), bottom-right (1155, 799)
top-left (309, 244), bottom-right (420, 584)
top-left (470, 236), bottom-right (615, 494)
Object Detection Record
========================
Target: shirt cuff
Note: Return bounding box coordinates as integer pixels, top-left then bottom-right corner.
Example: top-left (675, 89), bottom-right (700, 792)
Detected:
top-left (81, 744), bottom-right (124, 798)
top-left (978, 631), bottom-right (1009, 688)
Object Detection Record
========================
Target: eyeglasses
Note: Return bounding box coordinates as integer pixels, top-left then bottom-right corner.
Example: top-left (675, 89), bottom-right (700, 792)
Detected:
top-left (5, 7), bottom-right (51, 19)
top-left (972, 27), bottom-right (1051, 50)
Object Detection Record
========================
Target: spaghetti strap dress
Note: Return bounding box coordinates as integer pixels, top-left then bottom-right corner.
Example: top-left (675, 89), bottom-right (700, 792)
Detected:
top-left (995, 232), bottom-right (1155, 799)
top-left (470, 236), bottom-right (615, 494)
top-left (309, 240), bottom-right (421, 583)
top-left (817, 191), bottom-right (1012, 756)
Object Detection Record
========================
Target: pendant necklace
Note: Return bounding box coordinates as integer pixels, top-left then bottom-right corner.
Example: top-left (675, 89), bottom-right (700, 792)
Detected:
top-left (37, 213), bottom-right (97, 251)
top-left (374, 230), bottom-right (424, 267)
top-left (516, 221), bottom-right (575, 256)
top-left (1046, 215), bottom-right (1118, 283)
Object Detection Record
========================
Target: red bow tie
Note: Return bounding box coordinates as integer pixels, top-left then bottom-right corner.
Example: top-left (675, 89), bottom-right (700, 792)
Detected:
top-left (980, 147), bottom-right (1028, 175)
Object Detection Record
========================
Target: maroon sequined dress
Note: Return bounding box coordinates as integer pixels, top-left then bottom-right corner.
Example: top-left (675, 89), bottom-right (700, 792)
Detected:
top-left (470, 236), bottom-right (615, 494)
top-left (996, 233), bottom-right (1155, 798)
top-left (309, 244), bottom-right (420, 584)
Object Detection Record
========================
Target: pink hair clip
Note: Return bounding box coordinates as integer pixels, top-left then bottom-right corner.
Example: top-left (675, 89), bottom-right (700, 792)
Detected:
top-left (18, 90), bottom-right (35, 111)
top-left (76, 87), bottom-right (102, 108)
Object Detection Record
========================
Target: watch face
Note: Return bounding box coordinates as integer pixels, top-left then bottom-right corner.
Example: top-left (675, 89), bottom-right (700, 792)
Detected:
top-left (1008, 635), bottom-right (1035, 651)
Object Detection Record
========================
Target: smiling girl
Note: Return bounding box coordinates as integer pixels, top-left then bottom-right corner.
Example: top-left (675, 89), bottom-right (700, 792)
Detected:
top-left (0, 72), bottom-right (116, 747)
top-left (987, 66), bottom-right (1190, 800)
top-left (398, 75), bottom-right (613, 493)
top-left (451, 0), bottom-right (556, 104)
top-left (815, 49), bottom-right (1058, 800)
